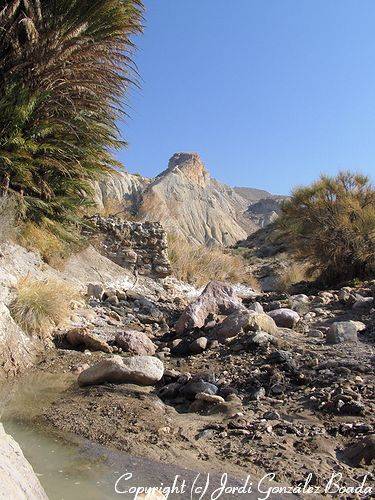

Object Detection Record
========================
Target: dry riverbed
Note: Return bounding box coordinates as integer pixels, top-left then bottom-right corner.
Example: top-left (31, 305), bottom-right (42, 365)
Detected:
top-left (5, 280), bottom-right (375, 498)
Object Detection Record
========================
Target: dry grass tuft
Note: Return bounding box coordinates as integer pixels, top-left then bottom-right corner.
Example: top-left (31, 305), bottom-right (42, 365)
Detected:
top-left (275, 262), bottom-right (311, 292)
top-left (18, 221), bottom-right (83, 268)
top-left (19, 222), bottom-right (66, 264)
top-left (10, 277), bottom-right (76, 337)
top-left (168, 233), bottom-right (259, 289)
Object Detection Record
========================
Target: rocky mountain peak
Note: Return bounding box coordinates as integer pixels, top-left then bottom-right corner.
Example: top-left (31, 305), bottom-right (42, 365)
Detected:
top-left (158, 152), bottom-right (210, 188)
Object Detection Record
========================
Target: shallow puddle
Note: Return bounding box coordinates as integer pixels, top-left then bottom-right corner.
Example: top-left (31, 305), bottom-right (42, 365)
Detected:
top-left (1, 372), bottom-right (289, 500)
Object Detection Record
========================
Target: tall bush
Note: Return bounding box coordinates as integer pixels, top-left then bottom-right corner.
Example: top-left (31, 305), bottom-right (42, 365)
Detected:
top-left (279, 172), bottom-right (375, 283)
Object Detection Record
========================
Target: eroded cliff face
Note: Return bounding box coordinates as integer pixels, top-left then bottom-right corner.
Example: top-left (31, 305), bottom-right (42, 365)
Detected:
top-left (93, 170), bottom-right (150, 212)
top-left (137, 153), bottom-right (257, 246)
top-left (93, 153), bottom-right (283, 247)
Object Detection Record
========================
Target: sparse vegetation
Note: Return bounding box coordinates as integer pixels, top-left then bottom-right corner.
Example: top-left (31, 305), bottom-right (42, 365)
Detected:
top-left (168, 233), bottom-right (259, 289)
top-left (275, 262), bottom-right (311, 292)
top-left (95, 196), bottom-right (139, 220)
top-left (10, 277), bottom-right (76, 337)
top-left (18, 219), bottom-right (84, 267)
top-left (279, 172), bottom-right (375, 283)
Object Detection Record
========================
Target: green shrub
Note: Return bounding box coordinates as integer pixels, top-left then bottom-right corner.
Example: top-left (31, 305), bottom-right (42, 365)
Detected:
top-left (0, 0), bottom-right (143, 231)
top-left (279, 172), bottom-right (375, 283)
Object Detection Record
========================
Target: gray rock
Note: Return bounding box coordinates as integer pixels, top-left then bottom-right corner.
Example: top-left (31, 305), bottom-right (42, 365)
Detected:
top-left (248, 302), bottom-right (264, 314)
top-left (352, 296), bottom-right (374, 310)
top-left (268, 308), bottom-right (300, 328)
top-left (115, 330), bottom-right (156, 356)
top-left (170, 338), bottom-right (191, 356)
top-left (66, 327), bottom-right (112, 353)
top-left (210, 309), bottom-right (250, 339)
top-left (86, 283), bottom-right (104, 300)
top-left (189, 337), bottom-right (208, 354)
top-left (290, 294), bottom-right (310, 312)
top-left (78, 355), bottom-right (164, 386)
top-left (246, 313), bottom-right (279, 334)
top-left (211, 310), bottom-right (278, 340)
top-left (326, 322), bottom-right (358, 344)
top-left (0, 424), bottom-right (48, 499)
top-left (350, 321), bottom-right (366, 332)
top-left (251, 386), bottom-right (265, 401)
top-left (342, 435), bottom-right (375, 466)
top-left (158, 382), bottom-right (181, 399)
top-left (263, 410), bottom-right (281, 420)
top-left (308, 329), bottom-right (324, 339)
top-left (175, 281), bottom-right (243, 333)
top-left (182, 380), bottom-right (218, 399)
top-left (250, 331), bottom-right (276, 347)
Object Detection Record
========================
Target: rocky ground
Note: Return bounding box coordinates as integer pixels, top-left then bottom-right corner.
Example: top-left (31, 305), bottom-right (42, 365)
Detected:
top-left (15, 277), bottom-right (375, 494)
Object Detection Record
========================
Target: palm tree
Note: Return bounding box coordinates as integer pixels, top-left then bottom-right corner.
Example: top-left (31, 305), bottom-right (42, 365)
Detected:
top-left (0, 0), bottom-right (143, 226)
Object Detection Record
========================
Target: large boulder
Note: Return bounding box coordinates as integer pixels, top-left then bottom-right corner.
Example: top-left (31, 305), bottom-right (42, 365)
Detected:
top-left (175, 281), bottom-right (243, 333)
top-left (0, 303), bottom-right (42, 381)
top-left (211, 310), bottom-right (278, 340)
top-left (0, 424), bottom-right (48, 499)
top-left (341, 435), bottom-right (375, 466)
top-left (181, 380), bottom-right (218, 400)
top-left (246, 313), bottom-right (279, 334)
top-left (78, 355), bottom-right (164, 387)
top-left (115, 330), bottom-right (156, 356)
top-left (66, 327), bottom-right (112, 353)
top-left (268, 308), bottom-right (300, 329)
top-left (326, 322), bottom-right (358, 344)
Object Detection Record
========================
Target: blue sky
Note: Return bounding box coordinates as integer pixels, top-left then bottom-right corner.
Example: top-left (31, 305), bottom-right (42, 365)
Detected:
top-left (116, 0), bottom-right (375, 195)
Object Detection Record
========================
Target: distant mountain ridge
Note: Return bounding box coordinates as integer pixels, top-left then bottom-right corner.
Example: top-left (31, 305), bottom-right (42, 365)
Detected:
top-left (234, 186), bottom-right (276, 203)
top-left (94, 152), bottom-right (285, 246)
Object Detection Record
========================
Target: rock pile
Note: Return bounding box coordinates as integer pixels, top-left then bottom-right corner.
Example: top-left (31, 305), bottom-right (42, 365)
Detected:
top-left (86, 215), bottom-right (171, 278)
top-left (45, 275), bottom-right (374, 488)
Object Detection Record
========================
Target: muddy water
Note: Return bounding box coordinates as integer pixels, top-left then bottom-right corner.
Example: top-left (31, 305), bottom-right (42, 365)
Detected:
top-left (1, 374), bottom-right (289, 500)
top-left (5, 420), bottom-right (275, 500)
top-left (3, 420), bottom-right (119, 500)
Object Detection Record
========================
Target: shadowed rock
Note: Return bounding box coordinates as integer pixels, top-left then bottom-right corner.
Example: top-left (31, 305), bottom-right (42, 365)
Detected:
top-left (211, 309), bottom-right (278, 340)
top-left (66, 327), bottom-right (112, 353)
top-left (175, 281), bottom-right (243, 334)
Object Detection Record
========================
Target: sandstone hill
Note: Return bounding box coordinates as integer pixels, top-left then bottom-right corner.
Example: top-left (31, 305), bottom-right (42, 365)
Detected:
top-left (233, 186), bottom-right (276, 203)
top-left (95, 152), bottom-right (283, 246)
top-left (137, 153), bottom-right (258, 246)
top-left (93, 170), bottom-right (150, 213)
